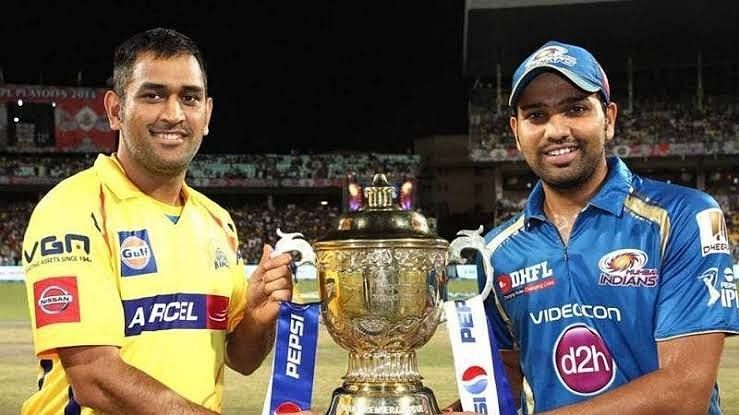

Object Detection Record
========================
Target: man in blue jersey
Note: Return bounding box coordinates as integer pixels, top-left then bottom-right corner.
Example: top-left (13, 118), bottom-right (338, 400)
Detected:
top-left (446, 40), bottom-right (739, 414)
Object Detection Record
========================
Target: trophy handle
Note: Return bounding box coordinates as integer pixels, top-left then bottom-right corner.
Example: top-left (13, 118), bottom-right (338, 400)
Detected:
top-left (271, 228), bottom-right (320, 307)
top-left (271, 228), bottom-right (317, 268)
top-left (447, 225), bottom-right (494, 302)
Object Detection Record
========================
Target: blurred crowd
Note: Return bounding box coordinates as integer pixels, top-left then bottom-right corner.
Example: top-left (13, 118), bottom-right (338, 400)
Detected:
top-left (0, 200), bottom-right (339, 266)
top-left (470, 97), bottom-right (738, 151)
top-left (0, 153), bottom-right (420, 185)
top-left (3, 193), bottom-right (738, 265)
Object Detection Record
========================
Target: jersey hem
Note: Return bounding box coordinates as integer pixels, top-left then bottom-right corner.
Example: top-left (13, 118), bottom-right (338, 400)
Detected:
top-left (655, 328), bottom-right (739, 342)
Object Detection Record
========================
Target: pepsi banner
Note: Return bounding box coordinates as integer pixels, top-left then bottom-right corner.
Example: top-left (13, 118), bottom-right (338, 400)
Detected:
top-left (262, 302), bottom-right (320, 415)
top-left (444, 296), bottom-right (516, 415)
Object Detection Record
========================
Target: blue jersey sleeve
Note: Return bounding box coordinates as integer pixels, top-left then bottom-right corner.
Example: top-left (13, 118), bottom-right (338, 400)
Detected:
top-left (477, 253), bottom-right (515, 349)
top-left (654, 194), bottom-right (739, 340)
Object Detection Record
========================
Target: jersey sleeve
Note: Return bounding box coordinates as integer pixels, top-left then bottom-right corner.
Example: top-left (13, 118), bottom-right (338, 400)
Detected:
top-left (23, 190), bottom-right (124, 357)
top-left (478, 253), bottom-right (515, 350)
top-left (654, 196), bottom-right (739, 340)
top-left (225, 216), bottom-right (247, 334)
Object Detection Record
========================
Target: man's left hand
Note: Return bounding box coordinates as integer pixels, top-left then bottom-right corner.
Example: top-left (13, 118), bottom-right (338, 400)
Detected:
top-left (245, 244), bottom-right (294, 328)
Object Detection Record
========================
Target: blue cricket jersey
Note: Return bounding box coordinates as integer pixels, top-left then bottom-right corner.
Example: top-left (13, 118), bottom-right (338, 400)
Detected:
top-left (481, 157), bottom-right (739, 414)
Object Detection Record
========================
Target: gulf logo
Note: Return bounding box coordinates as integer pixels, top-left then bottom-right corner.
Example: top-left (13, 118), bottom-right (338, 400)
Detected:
top-left (461, 365), bottom-right (488, 395)
top-left (121, 236), bottom-right (151, 270)
top-left (274, 401), bottom-right (302, 414)
top-left (118, 230), bottom-right (158, 277)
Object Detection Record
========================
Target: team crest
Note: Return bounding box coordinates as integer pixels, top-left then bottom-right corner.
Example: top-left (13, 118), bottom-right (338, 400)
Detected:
top-left (214, 247), bottom-right (230, 270)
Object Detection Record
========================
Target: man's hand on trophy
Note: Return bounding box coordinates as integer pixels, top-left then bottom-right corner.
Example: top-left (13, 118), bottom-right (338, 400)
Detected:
top-left (245, 244), bottom-right (294, 328)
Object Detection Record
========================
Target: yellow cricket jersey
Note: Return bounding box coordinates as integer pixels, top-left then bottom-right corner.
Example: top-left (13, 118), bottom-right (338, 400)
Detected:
top-left (22, 154), bottom-right (247, 414)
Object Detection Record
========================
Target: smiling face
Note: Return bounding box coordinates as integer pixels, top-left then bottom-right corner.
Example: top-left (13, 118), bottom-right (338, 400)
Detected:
top-left (510, 71), bottom-right (617, 191)
top-left (104, 52), bottom-right (213, 178)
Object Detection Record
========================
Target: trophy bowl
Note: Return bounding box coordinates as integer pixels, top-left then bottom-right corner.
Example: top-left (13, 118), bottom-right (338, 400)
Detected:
top-left (302, 173), bottom-right (449, 415)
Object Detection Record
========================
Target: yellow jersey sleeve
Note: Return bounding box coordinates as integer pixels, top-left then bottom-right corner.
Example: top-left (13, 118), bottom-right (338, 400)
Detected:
top-left (23, 180), bottom-right (124, 357)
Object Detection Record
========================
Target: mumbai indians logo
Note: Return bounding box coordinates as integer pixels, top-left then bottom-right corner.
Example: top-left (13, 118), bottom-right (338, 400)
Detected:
top-left (526, 45), bottom-right (576, 68)
top-left (118, 230), bottom-right (158, 276)
top-left (598, 249), bottom-right (658, 287)
top-left (599, 249), bottom-right (647, 275)
top-left (462, 366), bottom-right (488, 394)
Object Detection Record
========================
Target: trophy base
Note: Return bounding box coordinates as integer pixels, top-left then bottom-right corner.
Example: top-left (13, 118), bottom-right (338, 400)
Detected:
top-left (326, 382), bottom-right (441, 415)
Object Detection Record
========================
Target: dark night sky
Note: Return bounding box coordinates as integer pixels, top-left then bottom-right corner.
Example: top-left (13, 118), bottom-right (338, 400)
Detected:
top-left (0, 1), bottom-right (469, 154)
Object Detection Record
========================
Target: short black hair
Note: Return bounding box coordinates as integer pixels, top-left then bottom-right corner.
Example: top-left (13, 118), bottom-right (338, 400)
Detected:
top-left (111, 27), bottom-right (208, 96)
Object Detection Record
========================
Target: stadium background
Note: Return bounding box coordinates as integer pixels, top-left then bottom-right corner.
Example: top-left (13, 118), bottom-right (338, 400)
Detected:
top-left (0, 0), bottom-right (737, 413)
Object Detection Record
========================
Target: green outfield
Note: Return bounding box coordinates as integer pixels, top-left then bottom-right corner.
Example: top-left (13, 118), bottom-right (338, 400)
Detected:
top-left (1, 281), bottom-right (737, 414)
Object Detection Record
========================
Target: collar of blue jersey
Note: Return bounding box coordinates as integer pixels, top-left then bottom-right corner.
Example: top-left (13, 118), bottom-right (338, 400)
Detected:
top-left (94, 154), bottom-right (193, 202)
top-left (523, 157), bottom-right (634, 225)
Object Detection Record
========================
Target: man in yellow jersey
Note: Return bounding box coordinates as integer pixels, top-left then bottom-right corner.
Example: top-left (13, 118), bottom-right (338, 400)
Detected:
top-left (21, 27), bottom-right (295, 414)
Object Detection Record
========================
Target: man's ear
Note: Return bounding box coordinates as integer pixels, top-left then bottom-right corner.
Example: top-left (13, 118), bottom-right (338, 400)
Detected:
top-left (104, 90), bottom-right (123, 131)
top-left (604, 102), bottom-right (618, 142)
top-left (510, 115), bottom-right (522, 152)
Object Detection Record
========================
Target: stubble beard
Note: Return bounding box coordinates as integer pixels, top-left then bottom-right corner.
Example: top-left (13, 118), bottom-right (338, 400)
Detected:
top-left (121, 129), bottom-right (200, 178)
top-left (530, 136), bottom-right (607, 191)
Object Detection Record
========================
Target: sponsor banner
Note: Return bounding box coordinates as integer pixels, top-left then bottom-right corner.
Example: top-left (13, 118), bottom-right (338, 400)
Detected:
top-left (187, 178), bottom-right (344, 188)
top-left (444, 296), bottom-right (516, 415)
top-left (0, 266), bottom-right (25, 281)
top-left (262, 302), bottom-right (320, 415)
top-left (0, 84), bottom-right (116, 153)
top-left (122, 293), bottom-right (229, 336)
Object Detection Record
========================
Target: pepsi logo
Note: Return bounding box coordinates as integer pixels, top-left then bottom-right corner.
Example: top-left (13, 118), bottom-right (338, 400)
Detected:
top-left (274, 401), bottom-right (302, 414)
top-left (37, 286), bottom-right (73, 314)
top-left (461, 365), bottom-right (488, 395)
top-left (120, 236), bottom-right (152, 270)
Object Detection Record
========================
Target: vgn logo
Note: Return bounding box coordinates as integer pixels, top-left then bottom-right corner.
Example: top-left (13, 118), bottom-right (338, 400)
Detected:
top-left (24, 233), bottom-right (91, 264)
top-left (118, 230), bottom-right (158, 277)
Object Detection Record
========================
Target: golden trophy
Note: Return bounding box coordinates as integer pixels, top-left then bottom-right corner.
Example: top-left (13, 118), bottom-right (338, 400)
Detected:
top-left (274, 173), bottom-right (451, 415)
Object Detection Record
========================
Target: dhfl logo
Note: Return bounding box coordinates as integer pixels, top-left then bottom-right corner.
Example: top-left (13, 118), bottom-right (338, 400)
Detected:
top-left (461, 366), bottom-right (488, 394)
top-left (33, 277), bottom-right (81, 328)
top-left (497, 274), bottom-right (513, 294)
top-left (118, 230), bottom-right (158, 277)
top-left (274, 401), bottom-right (302, 414)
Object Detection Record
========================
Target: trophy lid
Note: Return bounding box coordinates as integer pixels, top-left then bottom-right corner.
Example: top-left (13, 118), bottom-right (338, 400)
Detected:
top-left (317, 173), bottom-right (442, 241)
